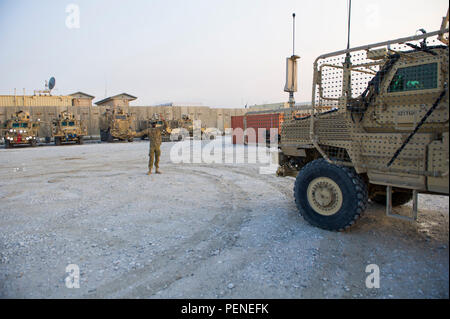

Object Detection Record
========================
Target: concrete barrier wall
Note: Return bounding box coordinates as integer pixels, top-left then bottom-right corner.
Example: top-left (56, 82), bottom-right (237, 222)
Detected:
top-left (0, 105), bottom-right (247, 137)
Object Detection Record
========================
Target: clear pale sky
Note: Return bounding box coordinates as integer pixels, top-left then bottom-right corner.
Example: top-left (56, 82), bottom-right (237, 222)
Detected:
top-left (0, 0), bottom-right (448, 107)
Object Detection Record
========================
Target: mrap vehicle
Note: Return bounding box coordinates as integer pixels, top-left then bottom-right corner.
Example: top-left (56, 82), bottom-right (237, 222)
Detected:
top-left (52, 111), bottom-right (86, 145)
top-left (2, 111), bottom-right (40, 148)
top-left (99, 108), bottom-right (134, 142)
top-left (277, 14), bottom-right (449, 231)
top-left (138, 114), bottom-right (172, 142)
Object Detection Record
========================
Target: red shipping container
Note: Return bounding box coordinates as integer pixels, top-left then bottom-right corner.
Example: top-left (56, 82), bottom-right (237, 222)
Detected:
top-left (231, 115), bottom-right (245, 144)
top-left (245, 113), bottom-right (280, 144)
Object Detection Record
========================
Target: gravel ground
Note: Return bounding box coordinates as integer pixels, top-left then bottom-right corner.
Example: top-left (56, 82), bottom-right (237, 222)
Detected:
top-left (0, 137), bottom-right (448, 299)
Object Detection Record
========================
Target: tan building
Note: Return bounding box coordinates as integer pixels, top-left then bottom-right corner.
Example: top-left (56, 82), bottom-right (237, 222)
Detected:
top-left (0, 94), bottom-right (73, 107)
top-left (70, 92), bottom-right (95, 107)
top-left (95, 93), bottom-right (137, 108)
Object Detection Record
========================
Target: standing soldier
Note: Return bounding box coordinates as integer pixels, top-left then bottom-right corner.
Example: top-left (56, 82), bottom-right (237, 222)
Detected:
top-left (135, 121), bottom-right (162, 175)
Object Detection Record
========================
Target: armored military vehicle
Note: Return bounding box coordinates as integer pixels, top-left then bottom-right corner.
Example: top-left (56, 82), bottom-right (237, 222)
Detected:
top-left (99, 108), bottom-right (134, 142)
top-left (170, 114), bottom-right (193, 141)
top-left (2, 111), bottom-right (40, 148)
top-left (52, 111), bottom-right (86, 145)
top-left (277, 23), bottom-right (449, 231)
top-left (138, 114), bottom-right (172, 142)
top-left (203, 127), bottom-right (221, 140)
top-left (169, 114), bottom-right (202, 141)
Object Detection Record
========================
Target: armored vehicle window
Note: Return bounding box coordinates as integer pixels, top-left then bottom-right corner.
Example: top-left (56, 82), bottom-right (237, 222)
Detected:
top-left (62, 122), bottom-right (68, 126)
top-left (69, 122), bottom-right (75, 126)
top-left (388, 63), bottom-right (438, 93)
top-left (21, 123), bottom-right (28, 128)
top-left (12, 123), bottom-right (19, 128)
top-left (115, 115), bottom-right (126, 120)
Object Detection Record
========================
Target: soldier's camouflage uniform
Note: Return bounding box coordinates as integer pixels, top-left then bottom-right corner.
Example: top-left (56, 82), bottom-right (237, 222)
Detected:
top-left (136, 127), bottom-right (162, 173)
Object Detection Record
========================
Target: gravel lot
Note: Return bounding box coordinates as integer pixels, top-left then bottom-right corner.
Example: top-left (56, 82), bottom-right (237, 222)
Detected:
top-left (0, 137), bottom-right (448, 298)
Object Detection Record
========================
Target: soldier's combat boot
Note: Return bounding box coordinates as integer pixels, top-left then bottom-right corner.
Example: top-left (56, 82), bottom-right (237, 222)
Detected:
top-left (147, 170), bottom-right (152, 175)
top-left (155, 169), bottom-right (162, 174)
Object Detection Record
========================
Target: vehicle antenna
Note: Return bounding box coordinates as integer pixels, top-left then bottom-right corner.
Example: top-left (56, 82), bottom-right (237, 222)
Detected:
top-left (344, 0), bottom-right (352, 97)
top-left (293, 13), bottom-right (296, 56)
top-left (346, 0), bottom-right (352, 52)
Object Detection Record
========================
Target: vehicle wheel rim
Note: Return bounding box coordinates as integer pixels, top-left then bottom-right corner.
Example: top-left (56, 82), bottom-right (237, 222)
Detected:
top-left (307, 177), bottom-right (343, 216)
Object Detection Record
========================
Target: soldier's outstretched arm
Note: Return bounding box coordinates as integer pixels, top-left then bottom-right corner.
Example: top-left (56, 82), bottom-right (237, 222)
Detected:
top-left (134, 129), bottom-right (148, 138)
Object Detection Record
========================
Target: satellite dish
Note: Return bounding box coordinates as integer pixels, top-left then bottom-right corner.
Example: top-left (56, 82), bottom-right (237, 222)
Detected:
top-left (48, 77), bottom-right (56, 90)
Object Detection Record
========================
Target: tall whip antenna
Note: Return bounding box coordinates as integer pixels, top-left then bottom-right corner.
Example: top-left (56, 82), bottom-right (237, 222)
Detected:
top-left (346, 0), bottom-right (352, 51)
top-left (284, 12), bottom-right (300, 108)
top-left (344, 0), bottom-right (352, 98)
top-left (292, 13), bottom-right (296, 56)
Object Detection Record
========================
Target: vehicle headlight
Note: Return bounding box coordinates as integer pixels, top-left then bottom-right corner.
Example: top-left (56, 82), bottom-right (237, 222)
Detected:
top-left (13, 129), bottom-right (16, 132)
top-left (9, 129), bottom-right (13, 132)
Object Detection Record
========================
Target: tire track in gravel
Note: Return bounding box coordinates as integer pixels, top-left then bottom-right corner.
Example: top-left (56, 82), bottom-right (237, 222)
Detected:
top-left (124, 165), bottom-right (304, 298)
top-left (87, 165), bottom-right (257, 298)
top-left (189, 163), bottom-right (296, 201)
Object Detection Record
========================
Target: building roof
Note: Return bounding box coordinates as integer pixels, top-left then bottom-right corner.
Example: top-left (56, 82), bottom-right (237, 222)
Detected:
top-left (95, 93), bottom-right (137, 105)
top-left (69, 92), bottom-right (95, 99)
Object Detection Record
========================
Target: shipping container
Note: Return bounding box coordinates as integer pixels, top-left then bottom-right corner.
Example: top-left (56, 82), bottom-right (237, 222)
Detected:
top-left (232, 112), bottom-right (284, 145)
top-left (230, 105), bottom-right (317, 146)
top-left (231, 115), bottom-right (245, 144)
top-left (245, 113), bottom-right (281, 144)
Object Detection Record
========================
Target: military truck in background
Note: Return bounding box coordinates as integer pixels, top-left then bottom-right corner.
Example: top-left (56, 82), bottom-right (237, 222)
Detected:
top-left (277, 19), bottom-right (449, 231)
top-left (138, 113), bottom-right (172, 142)
top-left (203, 127), bottom-right (221, 140)
top-left (99, 108), bottom-right (134, 142)
top-left (52, 111), bottom-right (86, 145)
top-left (2, 111), bottom-right (40, 148)
top-left (169, 114), bottom-right (195, 141)
top-left (169, 114), bottom-right (209, 140)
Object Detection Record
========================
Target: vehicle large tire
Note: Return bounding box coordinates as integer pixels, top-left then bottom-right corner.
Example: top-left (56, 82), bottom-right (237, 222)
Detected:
top-left (100, 130), bottom-right (106, 142)
top-left (294, 158), bottom-right (368, 231)
top-left (5, 140), bottom-right (11, 149)
top-left (55, 137), bottom-right (61, 146)
top-left (107, 130), bottom-right (114, 143)
top-left (77, 137), bottom-right (84, 145)
top-left (30, 139), bottom-right (37, 147)
top-left (370, 190), bottom-right (413, 207)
